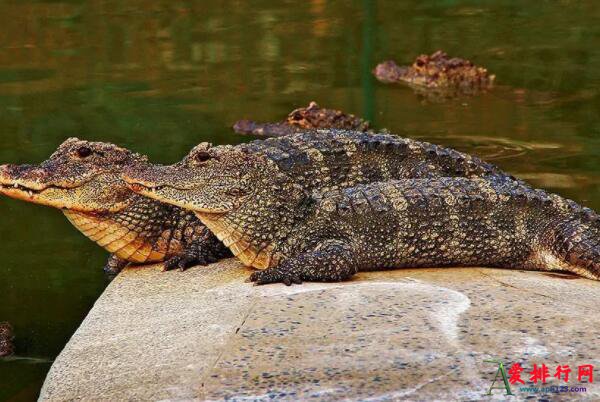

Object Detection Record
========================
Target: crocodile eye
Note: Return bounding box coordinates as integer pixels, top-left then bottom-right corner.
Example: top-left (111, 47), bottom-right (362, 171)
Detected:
top-left (195, 151), bottom-right (211, 163)
top-left (226, 188), bottom-right (245, 197)
top-left (76, 146), bottom-right (92, 158)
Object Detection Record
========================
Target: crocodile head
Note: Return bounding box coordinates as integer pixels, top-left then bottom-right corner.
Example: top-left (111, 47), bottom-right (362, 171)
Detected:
top-left (123, 143), bottom-right (303, 268)
top-left (284, 102), bottom-right (370, 131)
top-left (373, 50), bottom-right (495, 91)
top-left (233, 101), bottom-right (370, 137)
top-left (0, 138), bottom-right (147, 213)
top-left (123, 142), bottom-right (265, 214)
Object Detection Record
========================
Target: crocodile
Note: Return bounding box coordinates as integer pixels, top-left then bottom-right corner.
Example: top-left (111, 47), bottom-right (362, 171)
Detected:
top-left (373, 50), bottom-right (495, 99)
top-left (0, 139), bottom-right (231, 274)
top-left (123, 130), bottom-right (527, 271)
top-left (0, 322), bottom-right (14, 357)
top-left (123, 132), bottom-right (600, 285)
top-left (233, 101), bottom-right (370, 137)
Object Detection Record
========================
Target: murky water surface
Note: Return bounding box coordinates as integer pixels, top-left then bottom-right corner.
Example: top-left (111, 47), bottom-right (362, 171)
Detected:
top-left (0, 1), bottom-right (599, 399)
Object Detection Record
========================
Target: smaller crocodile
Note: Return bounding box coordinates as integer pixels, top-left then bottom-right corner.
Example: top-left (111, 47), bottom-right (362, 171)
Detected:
top-left (0, 139), bottom-right (231, 274)
top-left (373, 50), bottom-right (495, 99)
top-left (233, 101), bottom-right (370, 137)
top-left (0, 322), bottom-right (15, 357)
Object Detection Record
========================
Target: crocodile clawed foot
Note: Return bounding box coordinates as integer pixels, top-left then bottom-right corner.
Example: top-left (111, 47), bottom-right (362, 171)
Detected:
top-left (103, 255), bottom-right (128, 276)
top-left (164, 256), bottom-right (193, 272)
top-left (103, 264), bottom-right (122, 275)
top-left (164, 253), bottom-right (209, 272)
top-left (163, 256), bottom-right (180, 271)
top-left (177, 255), bottom-right (199, 271)
top-left (248, 269), bottom-right (303, 286)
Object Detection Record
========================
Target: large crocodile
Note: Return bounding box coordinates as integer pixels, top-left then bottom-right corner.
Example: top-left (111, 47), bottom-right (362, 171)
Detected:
top-left (120, 131), bottom-right (532, 270)
top-left (233, 101), bottom-right (370, 137)
top-left (0, 139), bottom-right (231, 274)
top-left (373, 50), bottom-right (495, 100)
top-left (123, 131), bottom-right (600, 285)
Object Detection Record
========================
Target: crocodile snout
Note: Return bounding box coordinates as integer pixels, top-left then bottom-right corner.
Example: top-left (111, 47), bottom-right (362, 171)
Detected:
top-left (0, 164), bottom-right (48, 190)
top-left (0, 164), bottom-right (19, 184)
top-left (372, 61), bottom-right (408, 83)
top-left (0, 164), bottom-right (8, 181)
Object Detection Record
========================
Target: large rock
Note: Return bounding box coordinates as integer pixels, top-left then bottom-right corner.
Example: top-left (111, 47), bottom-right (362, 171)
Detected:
top-left (39, 260), bottom-right (600, 401)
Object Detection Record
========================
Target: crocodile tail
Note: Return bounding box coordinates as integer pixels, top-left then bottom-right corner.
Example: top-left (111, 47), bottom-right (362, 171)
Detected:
top-left (553, 217), bottom-right (600, 280)
top-left (532, 201), bottom-right (600, 280)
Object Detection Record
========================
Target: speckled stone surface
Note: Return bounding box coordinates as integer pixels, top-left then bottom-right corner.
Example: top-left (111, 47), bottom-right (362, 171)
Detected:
top-left (39, 261), bottom-right (600, 401)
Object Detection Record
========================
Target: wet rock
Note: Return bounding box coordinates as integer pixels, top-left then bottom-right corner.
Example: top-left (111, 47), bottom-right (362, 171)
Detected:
top-left (40, 261), bottom-right (600, 401)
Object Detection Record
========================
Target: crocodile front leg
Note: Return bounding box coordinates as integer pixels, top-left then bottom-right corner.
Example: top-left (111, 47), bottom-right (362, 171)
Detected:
top-left (249, 241), bottom-right (358, 285)
top-left (163, 235), bottom-right (233, 271)
top-left (103, 254), bottom-right (129, 275)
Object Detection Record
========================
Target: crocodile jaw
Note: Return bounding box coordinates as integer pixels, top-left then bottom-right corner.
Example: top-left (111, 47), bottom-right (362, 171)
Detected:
top-left (0, 182), bottom-right (45, 202)
top-left (196, 211), bottom-right (276, 270)
top-left (63, 210), bottom-right (166, 264)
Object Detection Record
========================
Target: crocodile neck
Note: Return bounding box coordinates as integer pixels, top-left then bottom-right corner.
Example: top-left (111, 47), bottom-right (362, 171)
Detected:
top-left (61, 194), bottom-right (192, 264)
top-left (195, 187), bottom-right (311, 269)
top-left (63, 210), bottom-right (168, 263)
top-left (196, 211), bottom-right (278, 269)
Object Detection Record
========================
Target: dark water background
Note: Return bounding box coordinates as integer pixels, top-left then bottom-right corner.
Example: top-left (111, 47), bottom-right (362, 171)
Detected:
top-left (0, 1), bottom-right (599, 399)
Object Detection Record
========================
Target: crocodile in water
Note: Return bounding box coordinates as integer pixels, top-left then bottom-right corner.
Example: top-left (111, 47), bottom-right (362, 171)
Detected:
top-left (233, 101), bottom-right (370, 137)
top-left (373, 50), bottom-right (495, 100)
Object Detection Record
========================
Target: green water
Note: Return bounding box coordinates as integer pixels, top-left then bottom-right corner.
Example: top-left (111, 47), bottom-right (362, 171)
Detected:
top-left (0, 1), bottom-right (599, 399)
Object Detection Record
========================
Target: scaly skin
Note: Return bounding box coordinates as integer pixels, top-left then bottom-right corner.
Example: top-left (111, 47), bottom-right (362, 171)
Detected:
top-left (0, 139), bottom-right (231, 274)
top-left (373, 50), bottom-right (495, 99)
top-left (248, 176), bottom-right (600, 284)
top-left (233, 102), bottom-right (370, 137)
top-left (125, 139), bottom-right (600, 285)
top-left (0, 322), bottom-right (14, 357)
top-left (122, 130), bottom-right (521, 273)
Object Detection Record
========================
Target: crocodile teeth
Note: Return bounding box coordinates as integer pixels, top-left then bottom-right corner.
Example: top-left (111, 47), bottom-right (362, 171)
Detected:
top-left (28, 191), bottom-right (33, 197)
top-left (13, 184), bottom-right (18, 188)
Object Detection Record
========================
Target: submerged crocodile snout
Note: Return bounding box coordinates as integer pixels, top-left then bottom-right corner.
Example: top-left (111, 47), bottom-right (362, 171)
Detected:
top-left (372, 61), bottom-right (408, 83)
top-left (232, 120), bottom-right (259, 135)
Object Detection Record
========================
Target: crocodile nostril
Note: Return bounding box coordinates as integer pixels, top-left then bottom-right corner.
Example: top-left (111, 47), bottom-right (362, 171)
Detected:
top-left (0, 164), bottom-right (12, 178)
top-left (30, 168), bottom-right (46, 177)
